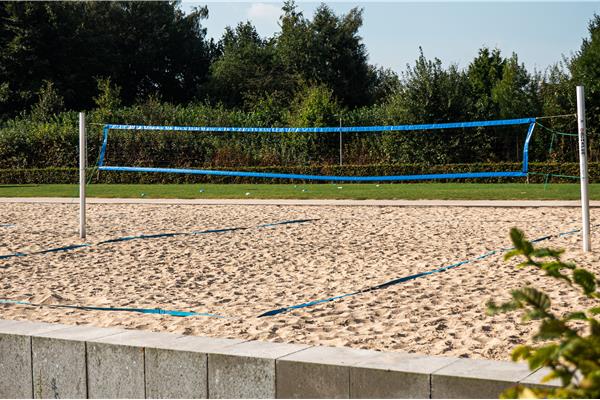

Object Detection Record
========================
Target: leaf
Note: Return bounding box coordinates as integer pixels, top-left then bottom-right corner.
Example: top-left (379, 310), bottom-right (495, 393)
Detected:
top-left (581, 370), bottom-right (600, 389)
top-left (512, 287), bottom-right (551, 311)
top-left (564, 311), bottom-right (587, 321)
top-left (560, 337), bottom-right (587, 361)
top-left (505, 249), bottom-right (521, 261)
top-left (540, 370), bottom-right (559, 383)
top-left (531, 248), bottom-right (564, 258)
top-left (551, 366), bottom-right (575, 386)
top-left (590, 318), bottom-right (600, 336)
top-left (573, 268), bottom-right (597, 296)
top-left (534, 320), bottom-right (572, 340)
top-left (511, 345), bottom-right (531, 361)
top-left (527, 345), bottom-right (558, 370)
top-left (523, 309), bottom-right (548, 322)
top-left (588, 306), bottom-right (600, 315)
top-left (496, 228), bottom-right (600, 398)
top-left (486, 300), bottom-right (521, 315)
top-left (500, 386), bottom-right (519, 399)
top-left (510, 228), bottom-right (533, 255)
top-left (578, 359), bottom-right (600, 374)
top-left (510, 228), bottom-right (525, 248)
top-left (517, 387), bottom-right (540, 399)
top-left (539, 261), bottom-right (573, 282)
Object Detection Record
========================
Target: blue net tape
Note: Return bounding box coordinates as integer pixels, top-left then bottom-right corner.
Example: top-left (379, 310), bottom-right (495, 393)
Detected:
top-left (0, 221), bottom-right (586, 319)
top-left (0, 244), bottom-right (91, 261)
top-left (98, 167), bottom-right (527, 182)
top-left (98, 118), bottom-right (536, 180)
top-left (104, 118), bottom-right (535, 133)
top-left (0, 219), bottom-right (319, 318)
top-left (0, 299), bottom-right (224, 318)
top-left (0, 219), bottom-right (317, 262)
top-left (257, 225), bottom-right (584, 317)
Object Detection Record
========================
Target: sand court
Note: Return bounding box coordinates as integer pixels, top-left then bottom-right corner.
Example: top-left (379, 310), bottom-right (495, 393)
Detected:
top-left (0, 202), bottom-right (598, 361)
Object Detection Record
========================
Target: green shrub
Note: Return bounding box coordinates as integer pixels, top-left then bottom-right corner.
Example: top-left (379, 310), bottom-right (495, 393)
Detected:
top-left (487, 228), bottom-right (600, 398)
top-left (29, 81), bottom-right (65, 123)
top-left (0, 163), bottom-right (592, 185)
top-left (0, 98), bottom-right (579, 170)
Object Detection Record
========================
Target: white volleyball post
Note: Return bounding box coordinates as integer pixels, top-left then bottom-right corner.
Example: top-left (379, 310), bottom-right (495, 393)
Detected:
top-left (577, 86), bottom-right (590, 252)
top-left (79, 112), bottom-right (86, 239)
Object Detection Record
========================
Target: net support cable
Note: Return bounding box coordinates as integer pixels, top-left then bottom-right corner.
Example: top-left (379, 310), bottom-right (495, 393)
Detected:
top-left (533, 122), bottom-right (583, 189)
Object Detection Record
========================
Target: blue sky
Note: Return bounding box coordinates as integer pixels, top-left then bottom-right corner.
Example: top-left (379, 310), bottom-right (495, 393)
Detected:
top-left (181, 1), bottom-right (600, 73)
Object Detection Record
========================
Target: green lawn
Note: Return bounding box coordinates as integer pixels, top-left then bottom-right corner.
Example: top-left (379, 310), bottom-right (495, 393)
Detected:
top-left (0, 183), bottom-right (597, 200)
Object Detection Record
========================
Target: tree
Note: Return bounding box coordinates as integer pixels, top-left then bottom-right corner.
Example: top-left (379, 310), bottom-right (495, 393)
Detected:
top-left (0, 1), bottom-right (212, 118)
top-left (467, 48), bottom-right (505, 119)
top-left (29, 80), bottom-right (64, 122)
top-left (286, 84), bottom-right (342, 127)
top-left (208, 21), bottom-right (294, 109)
top-left (369, 66), bottom-right (401, 104)
top-left (276, 1), bottom-right (376, 108)
top-left (489, 54), bottom-right (539, 161)
top-left (380, 49), bottom-right (479, 164)
top-left (541, 63), bottom-right (573, 121)
top-left (571, 14), bottom-right (600, 159)
top-left (492, 53), bottom-right (536, 119)
top-left (283, 84), bottom-right (343, 163)
top-left (95, 1), bottom-right (213, 104)
top-left (533, 63), bottom-right (575, 162)
top-left (93, 77), bottom-right (122, 122)
top-left (382, 49), bottom-right (473, 125)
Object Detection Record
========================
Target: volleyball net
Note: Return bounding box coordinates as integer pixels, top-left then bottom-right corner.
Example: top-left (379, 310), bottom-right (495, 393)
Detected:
top-left (96, 117), bottom-right (537, 182)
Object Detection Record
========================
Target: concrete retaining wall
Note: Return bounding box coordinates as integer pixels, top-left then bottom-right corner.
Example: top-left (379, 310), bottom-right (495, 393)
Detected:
top-left (0, 319), bottom-right (559, 399)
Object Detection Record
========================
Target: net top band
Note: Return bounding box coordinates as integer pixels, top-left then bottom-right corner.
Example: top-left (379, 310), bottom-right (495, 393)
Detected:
top-left (104, 117), bottom-right (536, 133)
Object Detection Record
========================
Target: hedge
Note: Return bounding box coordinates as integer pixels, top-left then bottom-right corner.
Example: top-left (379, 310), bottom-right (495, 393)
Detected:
top-left (0, 162), bottom-right (592, 185)
top-left (0, 103), bottom-right (573, 171)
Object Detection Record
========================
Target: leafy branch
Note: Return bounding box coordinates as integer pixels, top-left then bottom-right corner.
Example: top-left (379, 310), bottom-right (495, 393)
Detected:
top-left (486, 228), bottom-right (600, 398)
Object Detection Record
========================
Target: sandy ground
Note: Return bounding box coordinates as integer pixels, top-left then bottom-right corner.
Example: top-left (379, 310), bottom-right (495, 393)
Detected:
top-left (0, 202), bottom-right (598, 360)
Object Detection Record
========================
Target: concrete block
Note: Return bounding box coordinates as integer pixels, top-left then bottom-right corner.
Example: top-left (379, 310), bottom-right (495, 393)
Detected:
top-left (209, 340), bottom-right (310, 398)
top-left (0, 319), bottom-right (69, 398)
top-left (174, 335), bottom-right (246, 352)
top-left (520, 367), bottom-right (562, 390)
top-left (431, 358), bottom-right (532, 398)
top-left (88, 329), bottom-right (245, 399)
top-left (145, 347), bottom-right (207, 399)
top-left (351, 352), bottom-right (459, 399)
top-left (275, 345), bottom-right (457, 399)
top-left (0, 319), bottom-right (557, 400)
top-left (91, 329), bottom-right (187, 348)
top-left (278, 361), bottom-right (348, 398)
top-left (0, 330), bottom-right (33, 398)
top-left (34, 324), bottom-right (126, 342)
top-left (0, 319), bottom-right (68, 335)
top-left (31, 325), bottom-right (124, 399)
top-left (103, 330), bottom-right (242, 352)
top-left (276, 346), bottom-right (379, 398)
top-left (86, 341), bottom-right (145, 398)
top-left (144, 333), bottom-right (245, 399)
top-left (85, 329), bottom-right (185, 399)
top-left (0, 319), bottom-right (25, 332)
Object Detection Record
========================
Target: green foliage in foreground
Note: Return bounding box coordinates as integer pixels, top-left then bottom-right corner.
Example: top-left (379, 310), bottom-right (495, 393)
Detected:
top-left (487, 229), bottom-right (600, 398)
top-left (2, 183), bottom-right (600, 201)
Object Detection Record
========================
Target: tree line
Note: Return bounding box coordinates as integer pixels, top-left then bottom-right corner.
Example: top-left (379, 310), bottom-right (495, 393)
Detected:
top-left (0, 1), bottom-right (599, 168)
